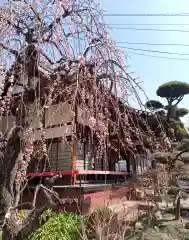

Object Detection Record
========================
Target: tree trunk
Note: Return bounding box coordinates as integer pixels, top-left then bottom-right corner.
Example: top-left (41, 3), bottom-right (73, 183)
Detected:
top-left (167, 106), bottom-right (171, 122)
top-left (2, 229), bottom-right (16, 240)
top-left (175, 195), bottom-right (181, 220)
top-left (2, 229), bottom-right (15, 239)
top-left (166, 105), bottom-right (172, 137)
top-left (0, 128), bottom-right (23, 239)
top-left (1, 204), bottom-right (47, 239)
top-left (0, 105), bottom-right (34, 239)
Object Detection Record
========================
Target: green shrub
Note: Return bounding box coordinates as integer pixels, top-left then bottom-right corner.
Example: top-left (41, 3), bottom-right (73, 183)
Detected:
top-left (177, 139), bottom-right (189, 151)
top-left (180, 174), bottom-right (189, 181)
top-left (153, 152), bottom-right (171, 164)
top-left (167, 187), bottom-right (178, 196)
top-left (27, 211), bottom-right (82, 240)
top-left (175, 123), bottom-right (188, 141)
top-left (174, 160), bottom-right (185, 170)
top-left (179, 153), bottom-right (189, 163)
top-left (185, 222), bottom-right (189, 229)
top-left (169, 119), bottom-right (188, 141)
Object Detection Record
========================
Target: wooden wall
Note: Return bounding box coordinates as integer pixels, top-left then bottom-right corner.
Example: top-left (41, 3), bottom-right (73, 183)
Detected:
top-left (0, 104), bottom-right (115, 172)
top-left (45, 103), bottom-right (73, 127)
top-left (0, 103), bottom-right (73, 139)
top-left (76, 141), bottom-right (93, 170)
top-left (75, 142), bottom-right (84, 170)
top-left (47, 140), bottom-right (94, 171)
top-left (84, 141), bottom-right (93, 170)
top-left (48, 140), bottom-right (72, 171)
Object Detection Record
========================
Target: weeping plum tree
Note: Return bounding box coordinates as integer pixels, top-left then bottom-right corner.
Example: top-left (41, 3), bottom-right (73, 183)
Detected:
top-left (0, 0), bottom-right (159, 239)
top-left (156, 81), bottom-right (189, 122)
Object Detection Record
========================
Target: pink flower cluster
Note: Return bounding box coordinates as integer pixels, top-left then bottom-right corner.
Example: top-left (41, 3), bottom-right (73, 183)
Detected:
top-left (0, 132), bottom-right (7, 154)
top-left (0, 73), bottom-right (13, 115)
top-left (16, 137), bottom-right (34, 184)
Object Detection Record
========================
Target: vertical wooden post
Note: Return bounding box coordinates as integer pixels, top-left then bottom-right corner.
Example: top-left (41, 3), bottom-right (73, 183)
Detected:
top-left (56, 140), bottom-right (59, 171)
top-left (72, 90), bottom-right (77, 185)
top-left (83, 140), bottom-right (86, 170)
top-left (72, 139), bottom-right (76, 185)
top-left (129, 151), bottom-right (136, 174)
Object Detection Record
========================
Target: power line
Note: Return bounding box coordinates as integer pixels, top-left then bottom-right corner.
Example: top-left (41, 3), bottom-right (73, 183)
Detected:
top-left (117, 41), bottom-right (189, 47)
top-left (110, 27), bottom-right (189, 32)
top-left (104, 13), bottom-right (189, 17)
top-left (126, 51), bottom-right (189, 61)
top-left (108, 23), bottom-right (189, 26)
top-left (118, 46), bottom-right (189, 56)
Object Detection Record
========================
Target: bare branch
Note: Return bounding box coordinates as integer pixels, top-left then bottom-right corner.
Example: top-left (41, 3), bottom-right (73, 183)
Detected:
top-left (0, 43), bottom-right (18, 56)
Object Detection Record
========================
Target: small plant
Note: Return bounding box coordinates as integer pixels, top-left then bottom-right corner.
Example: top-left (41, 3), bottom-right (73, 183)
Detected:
top-left (84, 206), bottom-right (117, 238)
top-left (39, 209), bottom-right (56, 225)
top-left (17, 209), bottom-right (28, 220)
top-left (27, 212), bottom-right (82, 240)
top-left (85, 206), bottom-right (115, 226)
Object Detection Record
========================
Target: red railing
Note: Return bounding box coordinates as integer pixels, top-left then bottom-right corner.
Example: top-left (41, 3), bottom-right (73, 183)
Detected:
top-left (26, 170), bottom-right (131, 177)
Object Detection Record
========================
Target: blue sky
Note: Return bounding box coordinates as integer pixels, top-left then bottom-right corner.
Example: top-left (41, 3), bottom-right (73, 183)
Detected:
top-left (100, 0), bottom-right (189, 125)
top-left (1, 0), bottom-right (189, 124)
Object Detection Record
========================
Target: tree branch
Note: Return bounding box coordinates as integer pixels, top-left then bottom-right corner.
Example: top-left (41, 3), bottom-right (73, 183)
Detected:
top-left (173, 95), bottom-right (184, 106)
top-left (45, 9), bottom-right (70, 35)
top-left (83, 37), bottom-right (103, 57)
top-left (176, 148), bottom-right (189, 159)
top-left (0, 43), bottom-right (18, 56)
top-left (39, 48), bottom-right (54, 64)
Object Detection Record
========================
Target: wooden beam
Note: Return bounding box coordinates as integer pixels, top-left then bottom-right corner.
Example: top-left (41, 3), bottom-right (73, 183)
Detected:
top-left (129, 151), bottom-right (136, 174)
